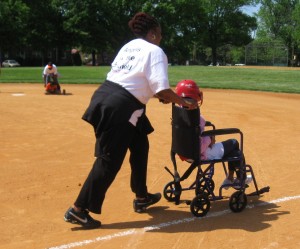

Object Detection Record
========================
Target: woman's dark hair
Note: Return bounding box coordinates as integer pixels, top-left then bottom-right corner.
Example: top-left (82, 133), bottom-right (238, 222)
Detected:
top-left (128, 12), bottom-right (160, 38)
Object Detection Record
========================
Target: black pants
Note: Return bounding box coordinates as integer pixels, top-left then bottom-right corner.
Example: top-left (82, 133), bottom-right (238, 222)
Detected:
top-left (74, 122), bottom-right (149, 214)
top-left (221, 139), bottom-right (245, 175)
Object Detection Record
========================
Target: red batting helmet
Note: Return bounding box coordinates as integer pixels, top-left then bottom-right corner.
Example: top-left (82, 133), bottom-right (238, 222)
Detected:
top-left (175, 79), bottom-right (203, 105)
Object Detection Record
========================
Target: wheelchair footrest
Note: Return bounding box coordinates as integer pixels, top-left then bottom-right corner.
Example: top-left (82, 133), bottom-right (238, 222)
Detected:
top-left (209, 196), bottom-right (223, 201)
top-left (247, 186), bottom-right (270, 196)
top-left (185, 200), bottom-right (191, 205)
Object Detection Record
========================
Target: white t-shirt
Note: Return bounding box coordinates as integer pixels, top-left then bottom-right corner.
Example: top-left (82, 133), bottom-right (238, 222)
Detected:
top-left (107, 38), bottom-right (170, 104)
top-left (43, 64), bottom-right (58, 75)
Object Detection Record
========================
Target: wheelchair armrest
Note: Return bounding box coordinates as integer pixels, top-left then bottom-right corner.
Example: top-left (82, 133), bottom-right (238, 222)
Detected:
top-left (201, 128), bottom-right (241, 137)
top-left (205, 121), bottom-right (215, 129)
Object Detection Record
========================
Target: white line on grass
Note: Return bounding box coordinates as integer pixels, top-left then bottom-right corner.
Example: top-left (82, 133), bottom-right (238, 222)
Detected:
top-left (48, 195), bottom-right (300, 249)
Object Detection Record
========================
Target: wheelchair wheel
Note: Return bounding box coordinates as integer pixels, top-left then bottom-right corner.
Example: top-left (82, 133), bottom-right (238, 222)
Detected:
top-left (229, 191), bottom-right (247, 213)
top-left (190, 193), bottom-right (210, 217)
top-left (196, 178), bottom-right (215, 196)
top-left (163, 181), bottom-right (176, 202)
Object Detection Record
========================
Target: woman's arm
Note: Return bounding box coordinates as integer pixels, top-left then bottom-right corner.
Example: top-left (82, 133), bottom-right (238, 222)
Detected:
top-left (155, 88), bottom-right (198, 109)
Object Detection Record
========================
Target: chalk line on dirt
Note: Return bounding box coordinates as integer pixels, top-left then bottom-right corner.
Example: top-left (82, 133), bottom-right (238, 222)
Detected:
top-left (48, 195), bottom-right (300, 249)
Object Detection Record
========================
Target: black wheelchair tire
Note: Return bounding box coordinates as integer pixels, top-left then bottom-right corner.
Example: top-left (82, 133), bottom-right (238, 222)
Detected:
top-left (196, 178), bottom-right (215, 196)
top-left (229, 191), bottom-right (247, 213)
top-left (163, 181), bottom-right (177, 202)
top-left (190, 193), bottom-right (210, 217)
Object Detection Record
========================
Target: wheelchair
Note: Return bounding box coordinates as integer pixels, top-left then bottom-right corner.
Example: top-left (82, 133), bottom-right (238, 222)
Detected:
top-left (163, 104), bottom-right (270, 217)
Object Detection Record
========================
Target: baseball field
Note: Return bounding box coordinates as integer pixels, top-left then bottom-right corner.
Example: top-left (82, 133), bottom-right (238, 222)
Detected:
top-left (0, 67), bottom-right (300, 248)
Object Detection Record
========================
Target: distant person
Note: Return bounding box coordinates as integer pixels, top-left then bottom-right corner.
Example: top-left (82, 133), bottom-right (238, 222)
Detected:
top-left (43, 62), bottom-right (61, 93)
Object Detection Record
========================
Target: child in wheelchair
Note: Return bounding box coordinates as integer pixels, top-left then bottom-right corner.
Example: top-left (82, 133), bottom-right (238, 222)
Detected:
top-left (175, 79), bottom-right (252, 189)
top-left (163, 79), bottom-right (269, 217)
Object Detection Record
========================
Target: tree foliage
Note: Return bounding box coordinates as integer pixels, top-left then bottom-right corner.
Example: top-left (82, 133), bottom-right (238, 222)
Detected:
top-left (293, 3), bottom-right (300, 44)
top-left (1, 0), bottom-right (259, 66)
top-left (141, 0), bottom-right (206, 64)
top-left (257, 0), bottom-right (300, 65)
top-left (141, 0), bottom-right (257, 65)
top-left (21, 0), bottom-right (69, 65)
top-left (0, 0), bottom-right (29, 53)
top-left (199, 0), bottom-right (257, 65)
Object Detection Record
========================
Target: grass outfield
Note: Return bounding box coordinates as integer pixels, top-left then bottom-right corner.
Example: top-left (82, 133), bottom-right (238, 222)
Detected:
top-left (0, 65), bottom-right (299, 93)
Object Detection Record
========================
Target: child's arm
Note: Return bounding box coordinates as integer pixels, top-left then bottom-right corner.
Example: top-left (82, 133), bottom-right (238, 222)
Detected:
top-left (201, 136), bottom-right (211, 160)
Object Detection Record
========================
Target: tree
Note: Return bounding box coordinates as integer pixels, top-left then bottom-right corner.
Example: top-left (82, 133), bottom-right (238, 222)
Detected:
top-left (257, 0), bottom-right (300, 66)
top-left (0, 0), bottom-right (29, 61)
top-left (0, 0), bottom-right (261, 66)
top-left (139, 0), bottom-right (207, 64)
top-left (141, 0), bottom-right (257, 65)
top-left (293, 2), bottom-right (300, 45)
top-left (21, 0), bottom-right (72, 65)
top-left (55, 0), bottom-right (143, 65)
top-left (200, 0), bottom-right (257, 65)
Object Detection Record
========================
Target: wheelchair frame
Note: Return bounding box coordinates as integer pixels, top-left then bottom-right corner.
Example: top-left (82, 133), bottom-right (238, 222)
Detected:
top-left (163, 104), bottom-right (270, 217)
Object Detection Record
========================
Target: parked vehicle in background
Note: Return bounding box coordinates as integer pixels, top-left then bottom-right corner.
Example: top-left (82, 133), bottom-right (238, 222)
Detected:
top-left (2, 60), bottom-right (21, 67)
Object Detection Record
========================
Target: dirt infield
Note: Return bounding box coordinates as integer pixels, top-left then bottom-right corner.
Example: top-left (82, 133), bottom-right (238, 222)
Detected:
top-left (1, 83), bottom-right (300, 249)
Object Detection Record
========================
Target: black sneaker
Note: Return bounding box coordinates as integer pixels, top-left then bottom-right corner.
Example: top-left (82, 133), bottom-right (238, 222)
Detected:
top-left (133, 193), bottom-right (161, 213)
top-left (64, 207), bottom-right (101, 229)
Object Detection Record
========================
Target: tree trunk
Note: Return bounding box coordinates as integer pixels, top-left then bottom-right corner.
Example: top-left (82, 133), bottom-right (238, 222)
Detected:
top-left (92, 50), bottom-right (96, 66)
top-left (211, 46), bottom-right (218, 66)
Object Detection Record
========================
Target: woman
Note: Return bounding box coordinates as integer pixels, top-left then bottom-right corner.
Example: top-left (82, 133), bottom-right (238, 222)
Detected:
top-left (64, 12), bottom-right (197, 229)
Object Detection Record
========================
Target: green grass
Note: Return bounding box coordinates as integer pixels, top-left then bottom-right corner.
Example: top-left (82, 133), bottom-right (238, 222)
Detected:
top-left (0, 66), bottom-right (105, 84)
top-left (0, 65), bottom-right (299, 93)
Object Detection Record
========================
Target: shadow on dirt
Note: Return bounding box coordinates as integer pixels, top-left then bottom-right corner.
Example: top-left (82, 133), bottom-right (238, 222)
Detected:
top-left (70, 198), bottom-right (289, 233)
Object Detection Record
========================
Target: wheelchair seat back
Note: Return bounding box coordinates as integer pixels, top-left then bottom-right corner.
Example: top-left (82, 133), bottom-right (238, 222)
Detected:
top-left (171, 104), bottom-right (200, 163)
